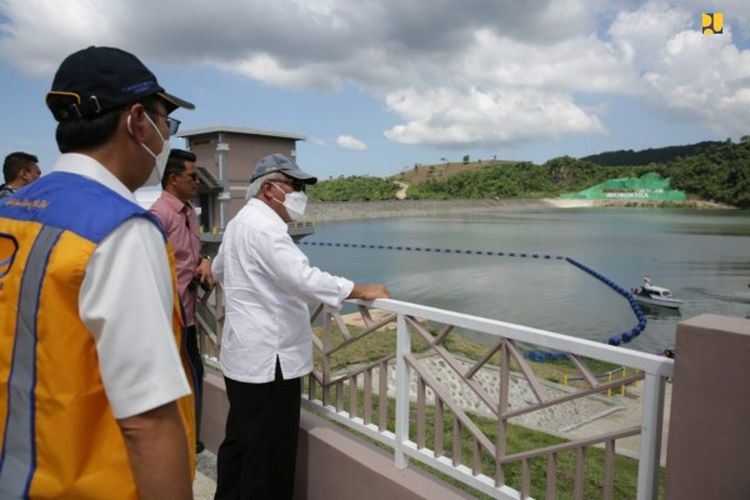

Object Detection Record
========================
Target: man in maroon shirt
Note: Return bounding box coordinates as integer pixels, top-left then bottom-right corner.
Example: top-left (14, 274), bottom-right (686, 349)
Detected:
top-left (150, 148), bottom-right (214, 453)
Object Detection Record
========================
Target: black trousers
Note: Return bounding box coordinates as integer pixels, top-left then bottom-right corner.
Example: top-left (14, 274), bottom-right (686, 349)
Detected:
top-left (215, 359), bottom-right (301, 500)
top-left (186, 325), bottom-right (204, 444)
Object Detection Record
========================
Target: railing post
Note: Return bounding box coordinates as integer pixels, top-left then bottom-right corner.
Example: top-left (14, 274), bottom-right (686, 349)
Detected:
top-left (394, 313), bottom-right (411, 469)
top-left (496, 340), bottom-right (509, 485)
top-left (322, 308), bottom-right (332, 387)
top-left (637, 373), bottom-right (665, 500)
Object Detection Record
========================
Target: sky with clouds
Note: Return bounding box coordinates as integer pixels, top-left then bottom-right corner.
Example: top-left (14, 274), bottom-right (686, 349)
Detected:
top-left (0, 0), bottom-right (748, 179)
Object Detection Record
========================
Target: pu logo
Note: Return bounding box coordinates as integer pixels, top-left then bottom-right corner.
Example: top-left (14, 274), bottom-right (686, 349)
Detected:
top-left (0, 233), bottom-right (19, 279)
top-left (702, 12), bottom-right (723, 35)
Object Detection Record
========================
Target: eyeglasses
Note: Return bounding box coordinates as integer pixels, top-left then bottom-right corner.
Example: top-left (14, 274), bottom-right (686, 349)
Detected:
top-left (271, 179), bottom-right (306, 192)
top-left (146, 109), bottom-right (181, 135)
top-left (181, 172), bottom-right (199, 182)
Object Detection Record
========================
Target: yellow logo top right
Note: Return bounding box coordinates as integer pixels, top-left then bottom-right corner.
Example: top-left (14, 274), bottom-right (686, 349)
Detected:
top-left (702, 12), bottom-right (723, 35)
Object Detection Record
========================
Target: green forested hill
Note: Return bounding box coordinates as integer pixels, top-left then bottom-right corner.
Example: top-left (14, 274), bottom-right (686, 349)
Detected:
top-left (405, 158), bottom-right (651, 200)
top-left (581, 141), bottom-right (725, 166)
top-left (307, 140), bottom-right (750, 207)
top-left (665, 140), bottom-right (750, 207)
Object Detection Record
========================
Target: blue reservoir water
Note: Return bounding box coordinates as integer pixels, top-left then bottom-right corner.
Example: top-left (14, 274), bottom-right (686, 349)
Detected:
top-left (302, 208), bottom-right (750, 354)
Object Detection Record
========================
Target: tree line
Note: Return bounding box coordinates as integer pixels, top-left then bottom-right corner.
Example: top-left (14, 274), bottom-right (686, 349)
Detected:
top-left (307, 175), bottom-right (399, 201)
top-left (581, 140), bottom-right (725, 166)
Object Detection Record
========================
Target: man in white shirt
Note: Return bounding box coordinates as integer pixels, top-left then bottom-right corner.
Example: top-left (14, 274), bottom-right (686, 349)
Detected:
top-left (212, 153), bottom-right (390, 499)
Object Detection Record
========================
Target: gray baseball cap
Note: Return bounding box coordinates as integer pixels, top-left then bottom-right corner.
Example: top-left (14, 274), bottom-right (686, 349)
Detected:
top-left (250, 154), bottom-right (318, 184)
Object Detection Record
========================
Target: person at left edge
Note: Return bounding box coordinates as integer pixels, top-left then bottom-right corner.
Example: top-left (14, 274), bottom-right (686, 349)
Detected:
top-left (0, 151), bottom-right (42, 199)
top-left (151, 148), bottom-right (215, 454)
top-left (0, 46), bottom-right (196, 499)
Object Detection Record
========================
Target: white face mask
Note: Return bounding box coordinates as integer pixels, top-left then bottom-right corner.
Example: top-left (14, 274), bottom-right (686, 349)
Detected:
top-left (128, 113), bottom-right (170, 187)
top-left (271, 183), bottom-right (308, 221)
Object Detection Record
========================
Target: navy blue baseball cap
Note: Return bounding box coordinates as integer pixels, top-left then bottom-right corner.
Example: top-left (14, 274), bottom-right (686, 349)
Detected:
top-left (46, 46), bottom-right (194, 121)
top-left (251, 154), bottom-right (317, 184)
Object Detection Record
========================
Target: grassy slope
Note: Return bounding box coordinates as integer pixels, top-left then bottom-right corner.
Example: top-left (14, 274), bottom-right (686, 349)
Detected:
top-left (391, 159), bottom-right (521, 185)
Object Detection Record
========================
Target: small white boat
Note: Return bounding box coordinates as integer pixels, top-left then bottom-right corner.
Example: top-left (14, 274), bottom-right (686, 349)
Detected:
top-left (631, 276), bottom-right (683, 310)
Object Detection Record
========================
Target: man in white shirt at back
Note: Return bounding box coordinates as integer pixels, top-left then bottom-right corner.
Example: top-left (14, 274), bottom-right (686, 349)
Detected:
top-left (212, 153), bottom-right (390, 499)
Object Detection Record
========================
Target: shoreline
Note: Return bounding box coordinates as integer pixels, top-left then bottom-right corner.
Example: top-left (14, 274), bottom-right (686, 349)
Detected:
top-left (305, 197), bottom-right (734, 223)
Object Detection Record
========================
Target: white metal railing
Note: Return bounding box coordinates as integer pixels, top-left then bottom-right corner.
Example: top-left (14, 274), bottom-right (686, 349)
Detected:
top-left (198, 289), bottom-right (673, 499)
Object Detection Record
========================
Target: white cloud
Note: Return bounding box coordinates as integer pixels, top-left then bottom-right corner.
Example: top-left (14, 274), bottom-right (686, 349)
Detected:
top-left (0, 0), bottom-right (748, 147)
top-left (461, 29), bottom-right (640, 94)
top-left (608, 2), bottom-right (750, 135)
top-left (384, 87), bottom-right (605, 148)
top-left (221, 54), bottom-right (341, 91)
top-left (337, 134), bottom-right (367, 150)
top-left (309, 136), bottom-right (328, 146)
top-left (0, 0), bottom-right (119, 75)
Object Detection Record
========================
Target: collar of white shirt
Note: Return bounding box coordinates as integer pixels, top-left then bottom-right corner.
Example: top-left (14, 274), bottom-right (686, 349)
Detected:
top-left (53, 153), bottom-right (137, 202)
top-left (247, 197), bottom-right (288, 232)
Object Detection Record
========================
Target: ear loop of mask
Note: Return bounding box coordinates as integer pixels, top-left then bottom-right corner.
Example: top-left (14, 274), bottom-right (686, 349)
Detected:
top-left (127, 113), bottom-right (162, 159)
top-left (268, 182), bottom-right (287, 207)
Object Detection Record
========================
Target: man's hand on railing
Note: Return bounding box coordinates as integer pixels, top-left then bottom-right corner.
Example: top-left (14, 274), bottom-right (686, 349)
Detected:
top-left (195, 256), bottom-right (216, 290)
top-left (348, 284), bottom-right (390, 301)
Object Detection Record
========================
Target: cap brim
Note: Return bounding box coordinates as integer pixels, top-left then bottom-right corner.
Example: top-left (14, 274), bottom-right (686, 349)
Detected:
top-left (157, 91), bottom-right (195, 112)
top-left (284, 168), bottom-right (317, 184)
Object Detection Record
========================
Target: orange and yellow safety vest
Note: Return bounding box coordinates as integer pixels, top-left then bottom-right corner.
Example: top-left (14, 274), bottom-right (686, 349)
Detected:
top-left (0, 171), bottom-right (195, 498)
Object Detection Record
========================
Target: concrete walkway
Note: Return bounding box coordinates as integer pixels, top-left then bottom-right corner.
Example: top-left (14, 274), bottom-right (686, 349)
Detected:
top-left (193, 451), bottom-right (218, 499)
top-left (565, 378), bottom-right (672, 465)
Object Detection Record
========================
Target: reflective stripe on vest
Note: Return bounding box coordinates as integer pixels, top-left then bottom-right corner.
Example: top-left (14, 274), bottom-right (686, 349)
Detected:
top-left (0, 225), bottom-right (63, 497)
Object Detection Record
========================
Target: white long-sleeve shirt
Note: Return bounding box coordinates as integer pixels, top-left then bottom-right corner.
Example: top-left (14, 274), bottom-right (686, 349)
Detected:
top-left (213, 198), bottom-right (354, 383)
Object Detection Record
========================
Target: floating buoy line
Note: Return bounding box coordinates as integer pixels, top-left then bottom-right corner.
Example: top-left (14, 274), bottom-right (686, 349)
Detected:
top-left (298, 240), bottom-right (650, 360)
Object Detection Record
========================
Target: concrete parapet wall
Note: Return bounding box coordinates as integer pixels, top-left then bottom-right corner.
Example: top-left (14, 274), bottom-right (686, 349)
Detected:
top-left (665, 314), bottom-right (750, 500)
top-left (200, 372), bottom-right (470, 499)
